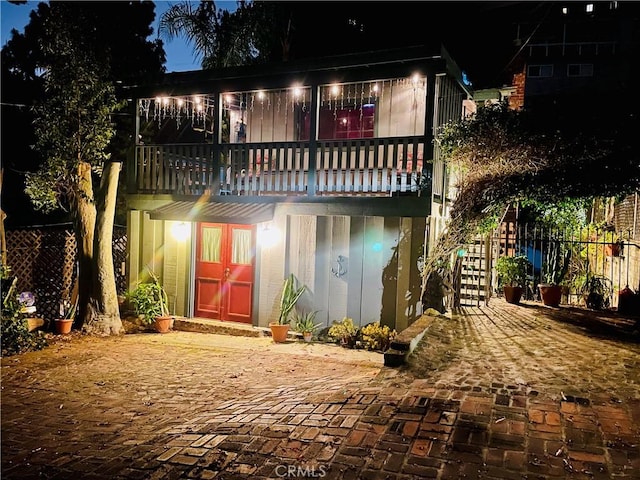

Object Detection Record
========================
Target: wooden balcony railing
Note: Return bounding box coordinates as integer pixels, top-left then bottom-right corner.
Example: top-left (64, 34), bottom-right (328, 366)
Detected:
top-left (133, 136), bottom-right (430, 197)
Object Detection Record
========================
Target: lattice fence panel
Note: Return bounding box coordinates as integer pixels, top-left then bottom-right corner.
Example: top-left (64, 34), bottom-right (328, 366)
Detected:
top-left (6, 226), bottom-right (127, 322)
top-left (112, 227), bottom-right (128, 294)
top-left (614, 192), bottom-right (639, 240)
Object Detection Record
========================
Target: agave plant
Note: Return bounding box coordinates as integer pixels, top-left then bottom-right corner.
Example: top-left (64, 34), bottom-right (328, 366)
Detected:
top-left (293, 310), bottom-right (321, 334)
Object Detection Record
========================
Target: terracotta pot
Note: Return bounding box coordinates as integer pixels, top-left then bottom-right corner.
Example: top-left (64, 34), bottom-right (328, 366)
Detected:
top-left (538, 284), bottom-right (562, 307)
top-left (604, 243), bottom-right (621, 257)
top-left (55, 318), bottom-right (73, 335)
top-left (503, 286), bottom-right (523, 305)
top-left (154, 316), bottom-right (173, 333)
top-left (302, 331), bottom-right (313, 343)
top-left (269, 323), bottom-right (290, 343)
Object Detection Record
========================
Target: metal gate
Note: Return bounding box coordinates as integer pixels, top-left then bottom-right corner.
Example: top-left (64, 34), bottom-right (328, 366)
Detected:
top-left (456, 222), bottom-right (638, 309)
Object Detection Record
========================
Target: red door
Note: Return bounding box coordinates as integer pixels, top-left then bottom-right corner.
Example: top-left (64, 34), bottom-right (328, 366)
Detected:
top-left (195, 223), bottom-right (254, 323)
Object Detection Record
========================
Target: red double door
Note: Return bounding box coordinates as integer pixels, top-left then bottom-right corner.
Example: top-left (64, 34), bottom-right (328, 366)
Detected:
top-left (194, 223), bottom-right (254, 323)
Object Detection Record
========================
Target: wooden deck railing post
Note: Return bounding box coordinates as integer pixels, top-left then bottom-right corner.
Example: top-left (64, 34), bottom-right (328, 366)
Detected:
top-left (307, 84), bottom-right (319, 196)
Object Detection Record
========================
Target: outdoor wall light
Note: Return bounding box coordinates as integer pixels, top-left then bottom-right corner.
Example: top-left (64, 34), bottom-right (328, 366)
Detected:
top-left (171, 221), bottom-right (190, 241)
top-left (258, 222), bottom-right (280, 248)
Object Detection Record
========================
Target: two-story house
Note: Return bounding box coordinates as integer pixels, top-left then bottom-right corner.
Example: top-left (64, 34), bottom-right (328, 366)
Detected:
top-left (507, 1), bottom-right (638, 118)
top-left (124, 45), bottom-right (471, 332)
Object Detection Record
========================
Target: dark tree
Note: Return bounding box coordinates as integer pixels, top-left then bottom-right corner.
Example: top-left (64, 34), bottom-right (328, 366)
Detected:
top-left (1, 1), bottom-right (166, 334)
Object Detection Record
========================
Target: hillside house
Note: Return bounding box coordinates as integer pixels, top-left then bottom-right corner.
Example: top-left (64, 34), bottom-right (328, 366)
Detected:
top-left (124, 45), bottom-right (472, 331)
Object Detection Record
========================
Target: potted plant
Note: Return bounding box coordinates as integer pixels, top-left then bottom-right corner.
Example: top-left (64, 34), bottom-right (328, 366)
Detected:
top-left (328, 317), bottom-right (359, 348)
top-left (270, 273), bottom-right (306, 342)
top-left (495, 255), bottom-right (530, 304)
top-left (127, 270), bottom-right (172, 333)
top-left (55, 297), bottom-right (77, 335)
top-left (293, 310), bottom-right (321, 342)
top-left (538, 241), bottom-right (571, 307)
top-left (577, 273), bottom-right (613, 310)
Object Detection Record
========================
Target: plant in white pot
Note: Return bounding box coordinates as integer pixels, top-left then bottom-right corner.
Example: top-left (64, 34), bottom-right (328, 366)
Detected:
top-left (127, 270), bottom-right (172, 333)
top-left (293, 310), bottom-right (321, 342)
top-left (495, 255), bottom-right (530, 305)
top-left (270, 273), bottom-right (306, 343)
top-left (55, 297), bottom-right (77, 334)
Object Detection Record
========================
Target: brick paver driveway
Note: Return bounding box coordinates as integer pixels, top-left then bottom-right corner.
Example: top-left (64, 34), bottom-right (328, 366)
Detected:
top-left (2, 300), bottom-right (639, 479)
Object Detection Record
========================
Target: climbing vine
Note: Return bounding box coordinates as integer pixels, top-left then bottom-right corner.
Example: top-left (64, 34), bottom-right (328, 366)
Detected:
top-left (421, 102), bottom-right (640, 311)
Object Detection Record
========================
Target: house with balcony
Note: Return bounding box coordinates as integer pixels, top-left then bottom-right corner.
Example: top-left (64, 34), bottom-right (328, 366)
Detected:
top-left (124, 45), bottom-right (472, 332)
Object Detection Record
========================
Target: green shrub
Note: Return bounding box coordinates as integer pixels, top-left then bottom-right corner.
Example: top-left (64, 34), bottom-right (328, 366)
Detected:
top-left (328, 317), bottom-right (358, 346)
top-left (126, 270), bottom-right (169, 325)
top-left (1, 275), bottom-right (47, 357)
top-left (495, 255), bottom-right (530, 287)
top-left (360, 322), bottom-right (396, 352)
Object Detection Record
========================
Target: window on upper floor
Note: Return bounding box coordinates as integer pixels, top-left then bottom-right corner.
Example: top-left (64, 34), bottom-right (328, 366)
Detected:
top-left (299, 103), bottom-right (376, 141)
top-left (567, 63), bottom-right (594, 77)
top-left (315, 77), bottom-right (426, 140)
top-left (527, 65), bottom-right (554, 78)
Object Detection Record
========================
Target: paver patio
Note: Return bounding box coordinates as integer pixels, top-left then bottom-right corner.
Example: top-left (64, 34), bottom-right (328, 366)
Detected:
top-left (1, 299), bottom-right (639, 479)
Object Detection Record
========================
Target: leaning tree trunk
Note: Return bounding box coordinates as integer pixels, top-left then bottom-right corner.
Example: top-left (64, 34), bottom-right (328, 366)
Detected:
top-left (74, 161), bottom-right (97, 327)
top-left (83, 161), bottom-right (122, 335)
top-left (0, 168), bottom-right (7, 268)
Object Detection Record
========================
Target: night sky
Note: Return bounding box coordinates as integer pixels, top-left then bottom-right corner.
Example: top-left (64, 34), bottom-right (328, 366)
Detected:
top-left (280, 1), bottom-right (552, 89)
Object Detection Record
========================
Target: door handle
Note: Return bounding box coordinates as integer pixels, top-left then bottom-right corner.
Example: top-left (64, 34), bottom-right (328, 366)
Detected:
top-left (224, 267), bottom-right (230, 278)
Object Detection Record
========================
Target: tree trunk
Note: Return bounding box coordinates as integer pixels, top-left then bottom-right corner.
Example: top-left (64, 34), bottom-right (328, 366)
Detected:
top-left (83, 161), bottom-right (122, 335)
top-left (74, 162), bottom-right (97, 328)
top-left (422, 271), bottom-right (447, 314)
top-left (0, 168), bottom-right (7, 268)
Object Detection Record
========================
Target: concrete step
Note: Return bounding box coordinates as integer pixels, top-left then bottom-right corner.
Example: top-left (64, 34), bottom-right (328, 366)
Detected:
top-left (173, 317), bottom-right (268, 338)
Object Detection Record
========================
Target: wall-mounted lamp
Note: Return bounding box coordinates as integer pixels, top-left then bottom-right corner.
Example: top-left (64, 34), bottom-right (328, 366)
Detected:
top-left (258, 222), bottom-right (280, 248)
top-left (171, 222), bottom-right (190, 241)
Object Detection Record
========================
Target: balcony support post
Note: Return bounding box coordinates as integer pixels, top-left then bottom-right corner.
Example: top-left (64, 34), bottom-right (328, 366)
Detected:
top-left (307, 84), bottom-right (319, 196)
top-left (211, 92), bottom-right (222, 195)
top-left (128, 107), bottom-right (141, 194)
top-left (424, 71), bottom-right (438, 199)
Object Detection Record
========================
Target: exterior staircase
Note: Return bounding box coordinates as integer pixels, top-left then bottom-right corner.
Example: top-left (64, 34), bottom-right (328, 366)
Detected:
top-left (457, 235), bottom-right (491, 307)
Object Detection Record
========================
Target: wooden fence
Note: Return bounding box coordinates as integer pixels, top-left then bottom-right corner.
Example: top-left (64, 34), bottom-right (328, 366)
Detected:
top-left (5, 225), bottom-right (127, 322)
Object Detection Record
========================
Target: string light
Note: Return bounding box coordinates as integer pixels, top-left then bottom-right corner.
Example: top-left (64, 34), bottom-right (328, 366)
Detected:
top-left (139, 95), bottom-right (215, 130)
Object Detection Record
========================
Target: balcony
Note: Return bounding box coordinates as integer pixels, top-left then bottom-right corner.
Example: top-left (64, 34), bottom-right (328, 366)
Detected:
top-left (133, 136), bottom-right (431, 198)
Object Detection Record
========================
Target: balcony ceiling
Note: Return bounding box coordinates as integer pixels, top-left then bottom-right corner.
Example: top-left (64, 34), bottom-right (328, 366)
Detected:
top-left (149, 200), bottom-right (274, 224)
